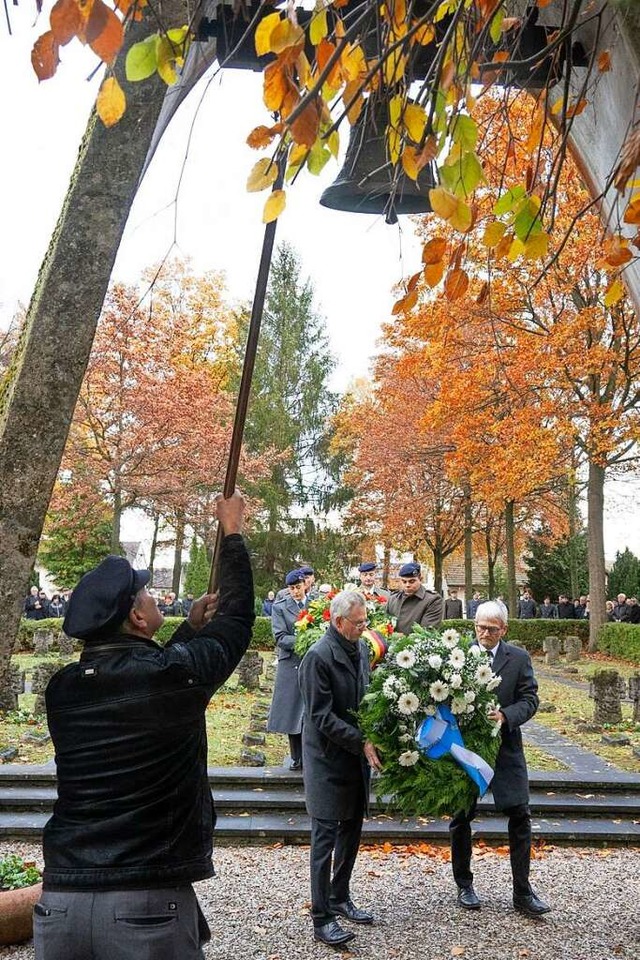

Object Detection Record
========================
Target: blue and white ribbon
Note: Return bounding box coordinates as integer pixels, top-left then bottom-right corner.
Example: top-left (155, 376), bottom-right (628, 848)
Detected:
top-left (415, 704), bottom-right (494, 798)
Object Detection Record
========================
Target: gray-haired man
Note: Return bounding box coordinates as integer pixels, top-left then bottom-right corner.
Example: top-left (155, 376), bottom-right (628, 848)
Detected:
top-left (298, 591), bottom-right (382, 947)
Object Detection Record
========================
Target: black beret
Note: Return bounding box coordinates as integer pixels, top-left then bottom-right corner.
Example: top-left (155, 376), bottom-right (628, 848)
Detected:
top-left (358, 562), bottom-right (376, 573)
top-left (399, 562), bottom-right (421, 578)
top-left (63, 555), bottom-right (150, 642)
top-left (299, 566), bottom-right (314, 576)
top-left (285, 569), bottom-right (306, 586)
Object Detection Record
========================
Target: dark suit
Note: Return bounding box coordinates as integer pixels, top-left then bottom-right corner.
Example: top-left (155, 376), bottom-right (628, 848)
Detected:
top-left (298, 625), bottom-right (370, 926)
top-left (444, 597), bottom-right (463, 619)
top-left (267, 594), bottom-right (307, 762)
top-left (556, 601), bottom-right (576, 619)
top-left (387, 584), bottom-right (443, 634)
top-left (450, 640), bottom-right (539, 897)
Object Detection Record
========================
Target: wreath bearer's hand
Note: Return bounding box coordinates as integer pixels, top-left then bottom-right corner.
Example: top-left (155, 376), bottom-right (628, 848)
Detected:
top-left (364, 740), bottom-right (383, 772)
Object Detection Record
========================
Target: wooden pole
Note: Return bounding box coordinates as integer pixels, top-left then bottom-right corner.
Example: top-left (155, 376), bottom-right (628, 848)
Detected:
top-left (207, 165), bottom-right (283, 592)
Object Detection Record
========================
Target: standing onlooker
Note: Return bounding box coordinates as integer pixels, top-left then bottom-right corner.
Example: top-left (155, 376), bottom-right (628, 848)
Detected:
top-left (262, 590), bottom-right (275, 616)
top-left (556, 593), bottom-right (576, 619)
top-left (612, 594), bottom-right (629, 622)
top-left (627, 597), bottom-right (640, 624)
top-left (38, 590), bottom-right (50, 618)
top-left (61, 589), bottom-right (72, 614)
top-left (298, 591), bottom-right (382, 947)
top-left (48, 594), bottom-right (66, 618)
top-left (24, 586), bottom-right (45, 620)
top-left (574, 595), bottom-right (588, 620)
top-left (538, 596), bottom-right (558, 619)
top-left (181, 593), bottom-right (195, 617)
top-left (387, 563), bottom-right (443, 634)
top-left (444, 588), bottom-right (463, 620)
top-left (517, 589), bottom-right (538, 620)
top-left (267, 570), bottom-right (308, 771)
top-left (605, 600), bottom-right (616, 621)
top-left (466, 591), bottom-right (482, 620)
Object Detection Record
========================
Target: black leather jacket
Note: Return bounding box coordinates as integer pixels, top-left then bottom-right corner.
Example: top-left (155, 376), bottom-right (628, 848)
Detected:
top-left (43, 534), bottom-right (254, 891)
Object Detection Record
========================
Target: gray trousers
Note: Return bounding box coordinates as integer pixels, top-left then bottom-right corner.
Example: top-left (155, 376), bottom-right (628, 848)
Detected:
top-left (34, 885), bottom-right (211, 960)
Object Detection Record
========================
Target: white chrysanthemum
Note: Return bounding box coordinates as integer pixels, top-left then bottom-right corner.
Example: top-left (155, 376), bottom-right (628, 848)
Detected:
top-left (492, 721), bottom-right (502, 737)
top-left (424, 704), bottom-right (436, 716)
top-left (449, 673), bottom-right (463, 690)
top-left (441, 628), bottom-right (460, 647)
top-left (487, 675), bottom-right (502, 690)
top-left (382, 677), bottom-right (398, 699)
top-left (397, 692), bottom-right (420, 715)
top-left (398, 750), bottom-right (420, 767)
top-left (464, 690), bottom-right (476, 703)
top-left (448, 648), bottom-right (466, 669)
top-left (428, 654), bottom-right (443, 670)
top-left (399, 732), bottom-right (414, 743)
top-left (450, 697), bottom-right (467, 715)
top-left (470, 645), bottom-right (483, 657)
top-left (429, 680), bottom-right (449, 702)
top-left (465, 704), bottom-right (475, 714)
top-left (396, 649), bottom-right (416, 669)
top-left (475, 664), bottom-right (493, 685)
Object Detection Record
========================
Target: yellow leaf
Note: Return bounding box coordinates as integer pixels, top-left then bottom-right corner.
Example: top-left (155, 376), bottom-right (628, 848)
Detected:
top-left (387, 125), bottom-right (402, 166)
top-left (327, 130), bottom-right (340, 158)
top-left (403, 103), bottom-right (427, 142)
top-left (255, 12), bottom-right (281, 56)
top-left (523, 232), bottom-right (549, 260)
top-left (288, 143), bottom-right (308, 167)
top-left (414, 21), bottom-right (435, 45)
top-left (309, 6), bottom-right (328, 45)
top-left (450, 199), bottom-right (473, 233)
top-left (341, 42), bottom-right (366, 82)
top-left (508, 237), bottom-right (526, 261)
top-left (604, 278), bottom-right (625, 307)
top-left (96, 76), bottom-right (126, 127)
top-left (389, 94), bottom-right (403, 129)
top-left (247, 157), bottom-right (279, 192)
top-left (623, 196), bottom-right (640, 224)
top-left (482, 221), bottom-right (506, 248)
top-left (270, 18), bottom-right (304, 54)
top-left (402, 146), bottom-right (419, 180)
top-left (429, 187), bottom-right (458, 220)
top-left (263, 189), bottom-right (286, 223)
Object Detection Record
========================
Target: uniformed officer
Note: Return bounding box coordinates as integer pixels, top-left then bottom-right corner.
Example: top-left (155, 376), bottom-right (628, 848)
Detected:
top-left (387, 562), bottom-right (443, 634)
top-left (357, 562), bottom-right (389, 599)
top-left (267, 569), bottom-right (308, 770)
top-left (300, 565), bottom-right (319, 601)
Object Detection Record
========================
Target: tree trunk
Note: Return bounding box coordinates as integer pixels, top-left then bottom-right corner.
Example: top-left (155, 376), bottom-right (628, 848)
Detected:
top-left (432, 549), bottom-right (443, 595)
top-left (148, 513), bottom-right (160, 587)
top-left (505, 500), bottom-right (518, 618)
top-left (111, 488), bottom-right (122, 556)
top-left (172, 512), bottom-right (185, 595)
top-left (0, 0), bottom-right (189, 708)
top-left (382, 544), bottom-right (391, 590)
top-left (567, 463), bottom-right (580, 599)
top-left (587, 459), bottom-right (607, 651)
top-left (463, 488), bottom-right (473, 607)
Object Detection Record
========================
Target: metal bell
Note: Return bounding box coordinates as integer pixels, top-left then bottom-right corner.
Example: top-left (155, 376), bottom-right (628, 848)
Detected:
top-left (319, 99), bottom-right (436, 222)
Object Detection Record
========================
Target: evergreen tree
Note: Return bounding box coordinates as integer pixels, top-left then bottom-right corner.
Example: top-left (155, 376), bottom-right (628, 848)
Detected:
top-left (523, 530), bottom-right (589, 600)
top-left (237, 243), bottom-right (345, 593)
top-left (184, 538), bottom-right (210, 598)
top-left (607, 548), bottom-right (640, 599)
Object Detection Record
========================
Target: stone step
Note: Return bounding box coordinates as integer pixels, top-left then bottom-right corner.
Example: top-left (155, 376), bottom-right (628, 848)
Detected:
top-left (2, 785), bottom-right (639, 818)
top-left (1, 810), bottom-right (638, 844)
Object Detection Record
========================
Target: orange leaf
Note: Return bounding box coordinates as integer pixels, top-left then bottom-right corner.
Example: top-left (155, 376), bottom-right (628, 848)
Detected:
top-left (85, 0), bottom-right (124, 63)
top-left (50, 0), bottom-right (82, 45)
top-left (422, 237), bottom-right (447, 265)
top-left (264, 61), bottom-right (290, 112)
top-left (290, 99), bottom-right (321, 148)
top-left (317, 38), bottom-right (341, 88)
top-left (423, 260), bottom-right (445, 288)
top-left (597, 50), bottom-right (611, 72)
top-left (565, 98), bottom-right (588, 119)
top-left (31, 31), bottom-right (60, 80)
top-left (623, 197), bottom-right (640, 225)
top-left (614, 127), bottom-right (640, 193)
top-left (247, 123), bottom-right (283, 150)
top-left (476, 281), bottom-right (489, 304)
top-left (444, 268), bottom-right (469, 301)
top-left (96, 75), bottom-right (126, 127)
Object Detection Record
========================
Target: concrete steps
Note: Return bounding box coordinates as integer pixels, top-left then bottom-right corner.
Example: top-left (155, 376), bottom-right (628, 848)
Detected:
top-left (1, 765), bottom-right (639, 845)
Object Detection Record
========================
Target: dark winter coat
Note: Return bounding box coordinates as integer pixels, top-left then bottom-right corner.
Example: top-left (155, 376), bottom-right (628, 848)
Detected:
top-left (444, 597), bottom-right (463, 619)
top-left (613, 602), bottom-right (630, 622)
top-left (24, 595), bottom-right (46, 620)
top-left (387, 584), bottom-right (443, 634)
top-left (298, 625), bottom-right (370, 820)
top-left (489, 640), bottom-right (539, 810)
top-left (556, 601), bottom-right (576, 619)
top-left (267, 593), bottom-right (307, 734)
top-left (538, 603), bottom-right (558, 619)
top-left (42, 535), bottom-right (254, 891)
top-left (517, 598), bottom-right (538, 619)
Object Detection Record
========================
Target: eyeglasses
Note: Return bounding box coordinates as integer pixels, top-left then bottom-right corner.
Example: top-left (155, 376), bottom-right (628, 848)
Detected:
top-left (345, 617), bottom-right (369, 628)
top-left (475, 623), bottom-right (503, 636)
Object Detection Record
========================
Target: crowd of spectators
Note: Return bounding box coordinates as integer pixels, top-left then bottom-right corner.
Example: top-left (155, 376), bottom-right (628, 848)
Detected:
top-left (22, 585), bottom-right (196, 620)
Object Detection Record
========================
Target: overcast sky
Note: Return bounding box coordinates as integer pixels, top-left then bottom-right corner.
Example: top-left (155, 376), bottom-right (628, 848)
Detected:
top-left (2, 7), bottom-right (640, 561)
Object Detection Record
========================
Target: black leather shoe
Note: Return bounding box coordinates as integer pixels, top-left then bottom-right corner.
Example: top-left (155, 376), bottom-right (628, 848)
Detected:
top-left (290, 759), bottom-right (302, 771)
top-left (330, 898), bottom-right (374, 924)
top-left (513, 892), bottom-right (551, 917)
top-left (314, 920), bottom-right (356, 946)
top-left (457, 885), bottom-right (481, 910)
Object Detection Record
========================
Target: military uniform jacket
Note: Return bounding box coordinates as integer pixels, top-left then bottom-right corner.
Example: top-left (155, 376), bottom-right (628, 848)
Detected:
top-left (387, 585), bottom-right (443, 634)
top-left (489, 640), bottom-right (539, 810)
top-left (298, 626), bottom-right (371, 820)
top-left (267, 594), bottom-right (307, 734)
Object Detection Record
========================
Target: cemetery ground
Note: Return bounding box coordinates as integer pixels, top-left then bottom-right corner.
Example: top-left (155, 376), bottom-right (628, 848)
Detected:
top-left (1, 651), bottom-right (638, 774)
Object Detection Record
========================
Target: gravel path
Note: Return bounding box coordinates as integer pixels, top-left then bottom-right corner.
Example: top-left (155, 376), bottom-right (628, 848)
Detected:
top-left (1, 842), bottom-right (638, 960)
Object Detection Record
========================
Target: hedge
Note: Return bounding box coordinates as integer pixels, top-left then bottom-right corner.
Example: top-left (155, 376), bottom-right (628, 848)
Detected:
top-left (595, 623), bottom-right (640, 663)
top-left (442, 618), bottom-right (590, 652)
top-left (15, 615), bottom-right (276, 653)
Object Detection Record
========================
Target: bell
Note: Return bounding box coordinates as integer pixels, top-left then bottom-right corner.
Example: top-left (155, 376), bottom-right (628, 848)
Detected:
top-left (319, 99), bottom-right (436, 222)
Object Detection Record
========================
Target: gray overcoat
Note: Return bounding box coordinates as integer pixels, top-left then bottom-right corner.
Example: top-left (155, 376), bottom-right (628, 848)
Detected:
top-left (298, 625), bottom-right (371, 820)
top-left (267, 594), bottom-right (306, 735)
top-left (489, 639), bottom-right (539, 809)
top-left (387, 584), bottom-right (443, 634)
